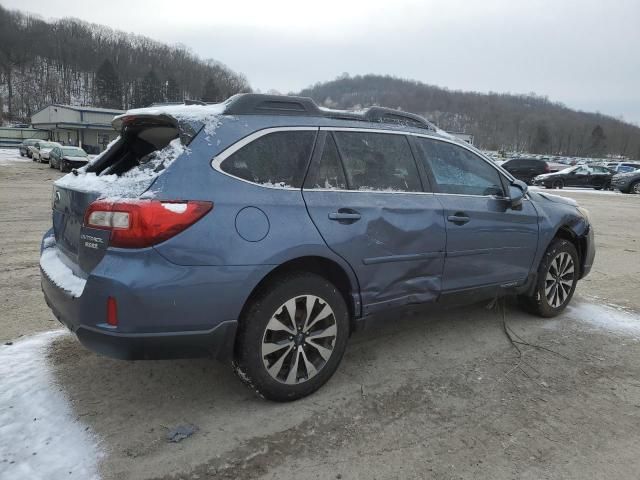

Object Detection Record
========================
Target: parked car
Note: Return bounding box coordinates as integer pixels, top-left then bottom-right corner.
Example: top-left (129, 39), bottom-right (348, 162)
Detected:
top-left (49, 146), bottom-right (89, 172)
top-left (499, 158), bottom-right (551, 184)
top-left (31, 141), bottom-right (61, 163)
top-left (40, 94), bottom-right (595, 401)
top-left (19, 139), bottom-right (39, 157)
top-left (532, 165), bottom-right (613, 190)
top-left (27, 141), bottom-right (44, 159)
top-left (611, 170), bottom-right (640, 194)
top-left (608, 162), bottom-right (640, 174)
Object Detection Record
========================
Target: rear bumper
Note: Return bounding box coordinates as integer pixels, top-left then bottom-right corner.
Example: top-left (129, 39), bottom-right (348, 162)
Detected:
top-left (40, 237), bottom-right (271, 361)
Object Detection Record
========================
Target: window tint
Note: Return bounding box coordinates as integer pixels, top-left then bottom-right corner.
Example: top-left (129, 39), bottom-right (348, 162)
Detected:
top-left (220, 130), bottom-right (316, 188)
top-left (416, 138), bottom-right (505, 196)
top-left (334, 132), bottom-right (422, 192)
top-left (304, 134), bottom-right (347, 189)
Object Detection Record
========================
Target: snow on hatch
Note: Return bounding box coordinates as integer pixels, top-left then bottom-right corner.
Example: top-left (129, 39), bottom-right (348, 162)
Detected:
top-left (54, 137), bottom-right (188, 198)
top-left (0, 331), bottom-right (102, 480)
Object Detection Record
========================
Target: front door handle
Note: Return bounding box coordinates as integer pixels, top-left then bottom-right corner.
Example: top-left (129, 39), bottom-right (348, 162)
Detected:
top-left (328, 209), bottom-right (361, 223)
top-left (447, 213), bottom-right (470, 225)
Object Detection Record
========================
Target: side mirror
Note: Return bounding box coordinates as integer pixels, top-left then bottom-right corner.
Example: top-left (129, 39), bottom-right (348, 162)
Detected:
top-left (508, 179), bottom-right (527, 209)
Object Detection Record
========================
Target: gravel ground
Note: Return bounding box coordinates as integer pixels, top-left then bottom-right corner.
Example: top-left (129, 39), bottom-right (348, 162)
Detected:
top-left (1, 150), bottom-right (640, 480)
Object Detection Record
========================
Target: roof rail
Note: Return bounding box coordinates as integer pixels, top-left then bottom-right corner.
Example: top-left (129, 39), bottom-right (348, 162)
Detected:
top-left (224, 94), bottom-right (321, 116)
top-left (223, 93), bottom-right (436, 131)
top-left (363, 106), bottom-right (436, 131)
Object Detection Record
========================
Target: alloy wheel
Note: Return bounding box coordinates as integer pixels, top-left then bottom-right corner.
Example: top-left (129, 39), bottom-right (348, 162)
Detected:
top-left (544, 252), bottom-right (575, 308)
top-left (632, 182), bottom-right (640, 194)
top-left (261, 295), bottom-right (337, 385)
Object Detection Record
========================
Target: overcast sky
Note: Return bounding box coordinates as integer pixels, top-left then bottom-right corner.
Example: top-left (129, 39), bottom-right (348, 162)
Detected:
top-left (4, 0), bottom-right (639, 124)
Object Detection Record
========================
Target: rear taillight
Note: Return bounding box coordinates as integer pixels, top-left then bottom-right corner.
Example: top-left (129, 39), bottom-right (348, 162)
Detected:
top-left (106, 296), bottom-right (118, 326)
top-left (84, 199), bottom-right (213, 248)
top-left (544, 163), bottom-right (551, 173)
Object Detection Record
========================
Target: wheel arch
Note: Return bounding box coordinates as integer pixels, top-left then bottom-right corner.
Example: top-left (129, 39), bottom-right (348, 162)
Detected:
top-left (237, 255), bottom-right (360, 334)
top-left (551, 225), bottom-right (585, 277)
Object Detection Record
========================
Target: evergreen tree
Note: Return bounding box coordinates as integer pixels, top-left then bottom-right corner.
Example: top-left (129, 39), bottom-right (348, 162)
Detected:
top-left (202, 78), bottom-right (222, 102)
top-left (588, 125), bottom-right (607, 157)
top-left (95, 59), bottom-right (122, 109)
top-left (165, 75), bottom-right (181, 102)
top-left (138, 69), bottom-right (163, 107)
top-left (530, 123), bottom-right (552, 154)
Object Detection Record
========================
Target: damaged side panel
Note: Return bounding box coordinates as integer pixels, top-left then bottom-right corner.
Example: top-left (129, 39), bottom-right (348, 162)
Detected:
top-left (302, 190), bottom-right (446, 315)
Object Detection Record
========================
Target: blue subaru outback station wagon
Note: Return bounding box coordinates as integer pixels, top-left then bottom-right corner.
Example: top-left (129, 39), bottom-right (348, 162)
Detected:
top-left (41, 94), bottom-right (595, 401)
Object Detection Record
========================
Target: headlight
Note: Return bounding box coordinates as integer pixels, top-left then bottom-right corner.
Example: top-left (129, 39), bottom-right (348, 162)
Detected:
top-left (577, 206), bottom-right (590, 224)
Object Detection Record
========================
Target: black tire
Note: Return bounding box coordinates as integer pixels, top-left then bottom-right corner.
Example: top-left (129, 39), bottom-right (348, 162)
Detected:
top-left (234, 272), bottom-right (349, 401)
top-left (519, 239), bottom-right (579, 318)
top-left (49, 159), bottom-right (55, 168)
top-left (552, 179), bottom-right (564, 189)
top-left (19, 151), bottom-right (24, 157)
top-left (59, 161), bottom-right (67, 173)
top-left (630, 181), bottom-right (640, 195)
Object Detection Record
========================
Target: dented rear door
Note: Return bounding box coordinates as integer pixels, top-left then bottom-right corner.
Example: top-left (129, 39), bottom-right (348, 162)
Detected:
top-left (302, 130), bottom-right (446, 316)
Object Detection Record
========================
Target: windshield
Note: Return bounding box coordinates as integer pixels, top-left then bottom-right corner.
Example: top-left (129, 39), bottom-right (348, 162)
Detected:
top-left (62, 148), bottom-right (86, 156)
top-left (41, 142), bottom-right (57, 148)
top-left (557, 166), bottom-right (578, 174)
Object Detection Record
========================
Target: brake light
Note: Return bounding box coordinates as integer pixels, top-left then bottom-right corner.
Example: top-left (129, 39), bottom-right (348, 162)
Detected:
top-left (544, 163), bottom-right (551, 173)
top-left (84, 199), bottom-right (213, 248)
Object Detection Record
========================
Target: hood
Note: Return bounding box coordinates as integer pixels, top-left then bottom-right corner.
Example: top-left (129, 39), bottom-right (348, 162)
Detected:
top-left (530, 190), bottom-right (577, 207)
top-left (41, 148), bottom-right (54, 154)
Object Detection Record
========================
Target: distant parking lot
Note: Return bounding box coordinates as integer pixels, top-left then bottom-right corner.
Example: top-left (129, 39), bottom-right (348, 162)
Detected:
top-left (2, 149), bottom-right (640, 480)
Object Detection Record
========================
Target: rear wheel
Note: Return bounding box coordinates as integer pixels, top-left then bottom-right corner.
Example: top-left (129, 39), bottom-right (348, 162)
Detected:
top-left (552, 179), bottom-right (564, 189)
top-left (59, 161), bottom-right (67, 173)
top-left (520, 239), bottom-right (579, 317)
top-left (630, 181), bottom-right (640, 194)
top-left (234, 272), bottom-right (349, 401)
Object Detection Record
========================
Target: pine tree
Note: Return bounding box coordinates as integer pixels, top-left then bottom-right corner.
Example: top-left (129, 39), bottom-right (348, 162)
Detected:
top-left (138, 69), bottom-right (163, 107)
top-left (202, 78), bottom-right (222, 102)
top-left (588, 125), bottom-right (607, 157)
top-left (165, 76), bottom-right (181, 102)
top-left (95, 59), bottom-right (122, 109)
top-left (530, 123), bottom-right (552, 154)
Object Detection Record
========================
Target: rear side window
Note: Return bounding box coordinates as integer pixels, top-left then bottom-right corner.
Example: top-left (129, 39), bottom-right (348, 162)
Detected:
top-left (334, 132), bottom-right (422, 192)
top-left (304, 134), bottom-right (347, 189)
top-left (220, 131), bottom-right (316, 188)
top-left (416, 138), bottom-right (504, 196)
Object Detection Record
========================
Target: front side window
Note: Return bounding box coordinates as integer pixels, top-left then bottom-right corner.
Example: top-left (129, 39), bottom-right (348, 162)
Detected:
top-left (333, 131), bottom-right (422, 192)
top-left (220, 130), bottom-right (316, 188)
top-left (415, 138), bottom-right (505, 196)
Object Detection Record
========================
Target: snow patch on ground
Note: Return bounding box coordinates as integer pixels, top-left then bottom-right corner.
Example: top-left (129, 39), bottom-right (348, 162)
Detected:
top-left (55, 138), bottom-right (187, 198)
top-left (40, 247), bottom-right (87, 298)
top-left (0, 148), bottom-right (31, 165)
top-left (565, 301), bottom-right (640, 337)
top-left (0, 331), bottom-right (102, 480)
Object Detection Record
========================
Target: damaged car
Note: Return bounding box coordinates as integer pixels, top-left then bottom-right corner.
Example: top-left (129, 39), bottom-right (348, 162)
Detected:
top-left (40, 94), bottom-right (595, 401)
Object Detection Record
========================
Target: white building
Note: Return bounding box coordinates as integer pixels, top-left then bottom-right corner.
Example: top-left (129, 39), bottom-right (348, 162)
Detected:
top-left (31, 105), bottom-right (123, 153)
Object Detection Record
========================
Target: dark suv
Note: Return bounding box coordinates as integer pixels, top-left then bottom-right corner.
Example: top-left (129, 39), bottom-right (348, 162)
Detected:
top-left (500, 158), bottom-right (550, 184)
top-left (40, 94), bottom-right (595, 401)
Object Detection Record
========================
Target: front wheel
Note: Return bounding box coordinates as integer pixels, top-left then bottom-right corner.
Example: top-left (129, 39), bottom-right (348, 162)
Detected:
top-left (630, 181), bottom-right (640, 195)
top-left (234, 272), bottom-right (349, 401)
top-left (552, 179), bottom-right (564, 189)
top-left (520, 239), bottom-right (579, 317)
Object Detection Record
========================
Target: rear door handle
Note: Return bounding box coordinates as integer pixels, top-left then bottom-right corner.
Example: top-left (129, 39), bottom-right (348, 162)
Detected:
top-left (447, 214), bottom-right (470, 225)
top-left (328, 209), bottom-right (361, 223)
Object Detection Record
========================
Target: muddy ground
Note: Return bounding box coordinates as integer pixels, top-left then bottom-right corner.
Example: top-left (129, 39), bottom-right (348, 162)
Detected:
top-left (2, 157), bottom-right (640, 479)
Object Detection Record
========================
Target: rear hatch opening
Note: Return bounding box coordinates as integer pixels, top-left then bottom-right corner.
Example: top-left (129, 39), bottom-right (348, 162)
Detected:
top-left (50, 114), bottom-right (203, 276)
